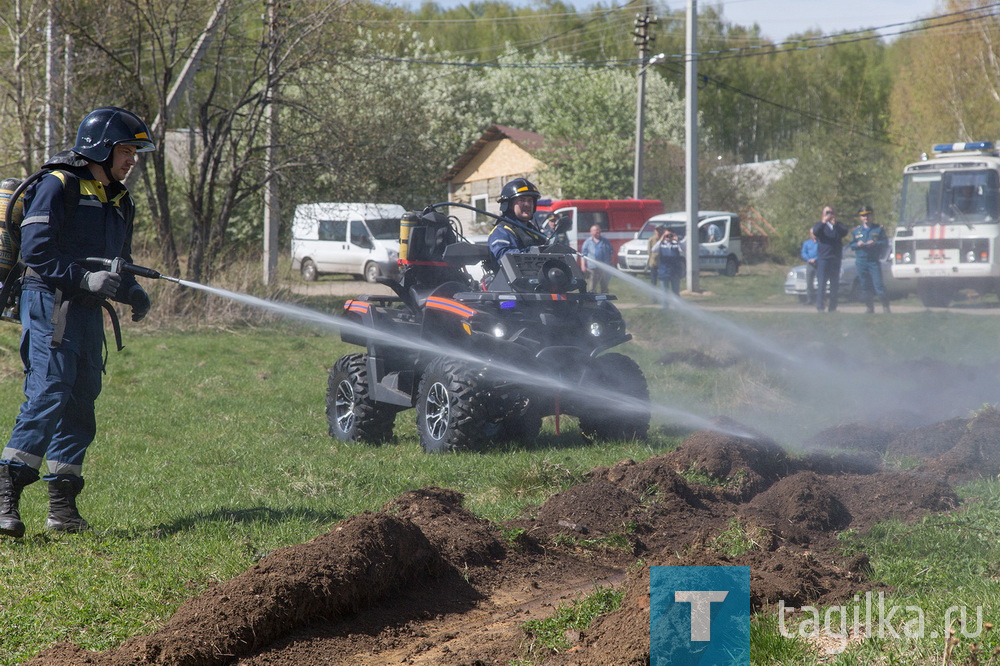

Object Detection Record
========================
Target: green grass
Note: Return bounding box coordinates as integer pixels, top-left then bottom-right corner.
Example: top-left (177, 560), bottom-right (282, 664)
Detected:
top-left (521, 585), bottom-right (624, 656)
top-left (759, 479), bottom-right (1000, 665)
top-left (0, 325), bottom-right (683, 664)
top-left (710, 517), bottom-right (769, 557)
top-left (0, 264), bottom-right (999, 664)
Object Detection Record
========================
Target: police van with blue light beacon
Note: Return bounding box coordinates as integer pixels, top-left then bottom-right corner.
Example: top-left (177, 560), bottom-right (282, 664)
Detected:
top-left (893, 141), bottom-right (1000, 307)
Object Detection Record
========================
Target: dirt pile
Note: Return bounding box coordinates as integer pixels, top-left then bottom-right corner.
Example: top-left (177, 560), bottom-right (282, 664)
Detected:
top-left (26, 410), bottom-right (1000, 666)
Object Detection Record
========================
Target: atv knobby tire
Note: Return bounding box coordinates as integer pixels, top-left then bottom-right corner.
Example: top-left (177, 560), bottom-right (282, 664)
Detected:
top-left (577, 352), bottom-right (650, 441)
top-left (416, 358), bottom-right (491, 453)
top-left (327, 353), bottom-right (397, 444)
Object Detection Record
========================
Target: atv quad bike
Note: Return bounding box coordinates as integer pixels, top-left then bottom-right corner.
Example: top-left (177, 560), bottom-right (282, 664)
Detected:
top-left (326, 204), bottom-right (650, 452)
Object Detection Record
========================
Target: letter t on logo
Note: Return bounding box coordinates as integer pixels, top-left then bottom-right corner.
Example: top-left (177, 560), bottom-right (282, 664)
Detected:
top-left (675, 591), bottom-right (729, 641)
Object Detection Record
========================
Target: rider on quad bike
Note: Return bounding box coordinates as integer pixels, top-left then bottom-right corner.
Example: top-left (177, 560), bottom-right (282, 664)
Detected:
top-left (326, 182), bottom-right (650, 453)
top-left (487, 177), bottom-right (546, 263)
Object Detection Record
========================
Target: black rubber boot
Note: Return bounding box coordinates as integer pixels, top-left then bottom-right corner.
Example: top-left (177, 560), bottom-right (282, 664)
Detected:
top-left (882, 299), bottom-right (891, 313)
top-left (0, 465), bottom-right (32, 538)
top-left (46, 476), bottom-right (90, 533)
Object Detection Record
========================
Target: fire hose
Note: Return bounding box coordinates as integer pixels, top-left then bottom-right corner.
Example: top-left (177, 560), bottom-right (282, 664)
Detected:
top-left (71, 257), bottom-right (183, 352)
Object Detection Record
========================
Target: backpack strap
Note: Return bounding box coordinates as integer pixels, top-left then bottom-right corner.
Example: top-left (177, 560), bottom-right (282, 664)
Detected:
top-left (54, 170), bottom-right (80, 227)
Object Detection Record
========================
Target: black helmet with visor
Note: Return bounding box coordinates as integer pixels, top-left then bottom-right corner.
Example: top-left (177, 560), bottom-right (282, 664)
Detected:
top-left (72, 107), bottom-right (156, 163)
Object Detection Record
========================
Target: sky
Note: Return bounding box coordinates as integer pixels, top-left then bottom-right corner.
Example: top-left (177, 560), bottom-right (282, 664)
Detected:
top-left (392, 0), bottom-right (946, 44)
top-left (716, 0), bottom-right (943, 43)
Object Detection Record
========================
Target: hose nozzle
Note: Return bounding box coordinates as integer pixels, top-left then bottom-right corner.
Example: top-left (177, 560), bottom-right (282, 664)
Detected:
top-left (84, 257), bottom-right (181, 283)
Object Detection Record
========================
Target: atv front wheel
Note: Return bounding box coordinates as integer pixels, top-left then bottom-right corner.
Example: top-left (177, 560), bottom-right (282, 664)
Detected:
top-left (416, 358), bottom-right (489, 453)
top-left (577, 353), bottom-right (650, 441)
top-left (326, 353), bottom-right (397, 444)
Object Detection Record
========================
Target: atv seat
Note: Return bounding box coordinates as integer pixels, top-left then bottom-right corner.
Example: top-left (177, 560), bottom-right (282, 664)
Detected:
top-left (410, 280), bottom-right (465, 308)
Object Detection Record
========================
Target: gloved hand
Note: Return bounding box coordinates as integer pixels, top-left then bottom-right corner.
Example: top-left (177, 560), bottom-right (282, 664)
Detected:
top-left (80, 271), bottom-right (121, 298)
top-left (128, 284), bottom-right (151, 322)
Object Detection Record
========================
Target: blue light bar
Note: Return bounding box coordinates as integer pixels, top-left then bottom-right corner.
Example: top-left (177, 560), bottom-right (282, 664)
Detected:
top-left (933, 141), bottom-right (995, 153)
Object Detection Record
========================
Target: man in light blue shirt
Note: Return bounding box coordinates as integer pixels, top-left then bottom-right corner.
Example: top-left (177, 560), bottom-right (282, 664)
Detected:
top-left (580, 224), bottom-right (614, 293)
top-left (800, 231), bottom-right (818, 303)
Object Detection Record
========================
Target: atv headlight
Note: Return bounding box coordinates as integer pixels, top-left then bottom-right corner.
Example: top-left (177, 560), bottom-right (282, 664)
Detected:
top-left (589, 321), bottom-right (603, 337)
top-left (492, 323), bottom-right (507, 338)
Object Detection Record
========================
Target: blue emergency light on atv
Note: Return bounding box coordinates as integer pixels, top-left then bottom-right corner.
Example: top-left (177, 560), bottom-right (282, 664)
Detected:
top-left (326, 202), bottom-right (650, 453)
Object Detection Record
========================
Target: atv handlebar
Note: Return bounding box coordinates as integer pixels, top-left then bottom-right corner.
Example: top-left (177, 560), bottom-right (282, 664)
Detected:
top-left (424, 201), bottom-right (561, 248)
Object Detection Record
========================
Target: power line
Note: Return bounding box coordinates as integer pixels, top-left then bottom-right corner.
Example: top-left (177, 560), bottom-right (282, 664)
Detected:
top-left (360, 2), bottom-right (1000, 69)
top-left (688, 2), bottom-right (1000, 63)
top-left (354, 2), bottom-right (995, 145)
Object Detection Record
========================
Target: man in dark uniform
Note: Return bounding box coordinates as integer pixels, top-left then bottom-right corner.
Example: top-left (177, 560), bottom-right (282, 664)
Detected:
top-left (488, 178), bottom-right (547, 264)
top-left (0, 107), bottom-right (155, 537)
top-left (811, 205), bottom-right (848, 312)
top-left (849, 204), bottom-right (891, 313)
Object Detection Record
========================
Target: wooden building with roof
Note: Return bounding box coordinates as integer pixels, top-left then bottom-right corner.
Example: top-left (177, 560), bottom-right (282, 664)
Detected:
top-left (443, 124), bottom-right (556, 232)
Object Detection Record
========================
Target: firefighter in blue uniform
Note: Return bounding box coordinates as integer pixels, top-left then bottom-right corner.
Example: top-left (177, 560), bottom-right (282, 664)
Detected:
top-left (0, 107), bottom-right (155, 538)
top-left (488, 178), bottom-right (547, 264)
top-left (849, 204), bottom-right (890, 313)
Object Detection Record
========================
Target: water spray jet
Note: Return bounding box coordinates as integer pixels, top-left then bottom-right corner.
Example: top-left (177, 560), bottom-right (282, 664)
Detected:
top-left (176, 279), bottom-right (755, 440)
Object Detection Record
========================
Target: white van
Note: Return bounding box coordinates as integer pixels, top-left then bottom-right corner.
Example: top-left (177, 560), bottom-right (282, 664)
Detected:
top-left (616, 210), bottom-right (743, 277)
top-left (291, 203), bottom-right (406, 282)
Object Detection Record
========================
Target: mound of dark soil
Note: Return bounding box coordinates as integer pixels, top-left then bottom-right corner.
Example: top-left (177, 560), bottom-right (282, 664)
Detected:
top-left (918, 408), bottom-right (1000, 483)
top-left (660, 417), bottom-right (789, 500)
top-left (886, 417), bottom-right (969, 459)
top-left (534, 478), bottom-right (645, 539)
top-left (827, 471), bottom-right (960, 528)
top-left (30, 512), bottom-right (446, 666)
top-left (382, 486), bottom-right (505, 568)
top-left (741, 471), bottom-right (852, 543)
top-left (25, 410), bottom-right (997, 666)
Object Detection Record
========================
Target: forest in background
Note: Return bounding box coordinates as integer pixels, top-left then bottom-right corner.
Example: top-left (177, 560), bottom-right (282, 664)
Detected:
top-left (0, 0), bottom-right (997, 279)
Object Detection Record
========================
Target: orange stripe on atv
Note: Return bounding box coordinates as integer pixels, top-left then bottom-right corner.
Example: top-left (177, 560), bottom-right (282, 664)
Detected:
top-left (399, 259), bottom-right (450, 267)
top-left (344, 300), bottom-right (370, 314)
top-left (425, 297), bottom-right (476, 318)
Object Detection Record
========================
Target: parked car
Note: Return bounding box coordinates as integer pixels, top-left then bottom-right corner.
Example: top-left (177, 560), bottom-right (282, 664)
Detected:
top-left (291, 203), bottom-right (406, 282)
top-left (784, 248), bottom-right (913, 303)
top-left (617, 211), bottom-right (743, 277)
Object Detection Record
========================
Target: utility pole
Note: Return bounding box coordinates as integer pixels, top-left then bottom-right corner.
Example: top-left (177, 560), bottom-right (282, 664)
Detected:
top-left (263, 0), bottom-right (281, 286)
top-left (685, 0), bottom-right (700, 293)
top-left (632, 6), bottom-right (656, 200)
